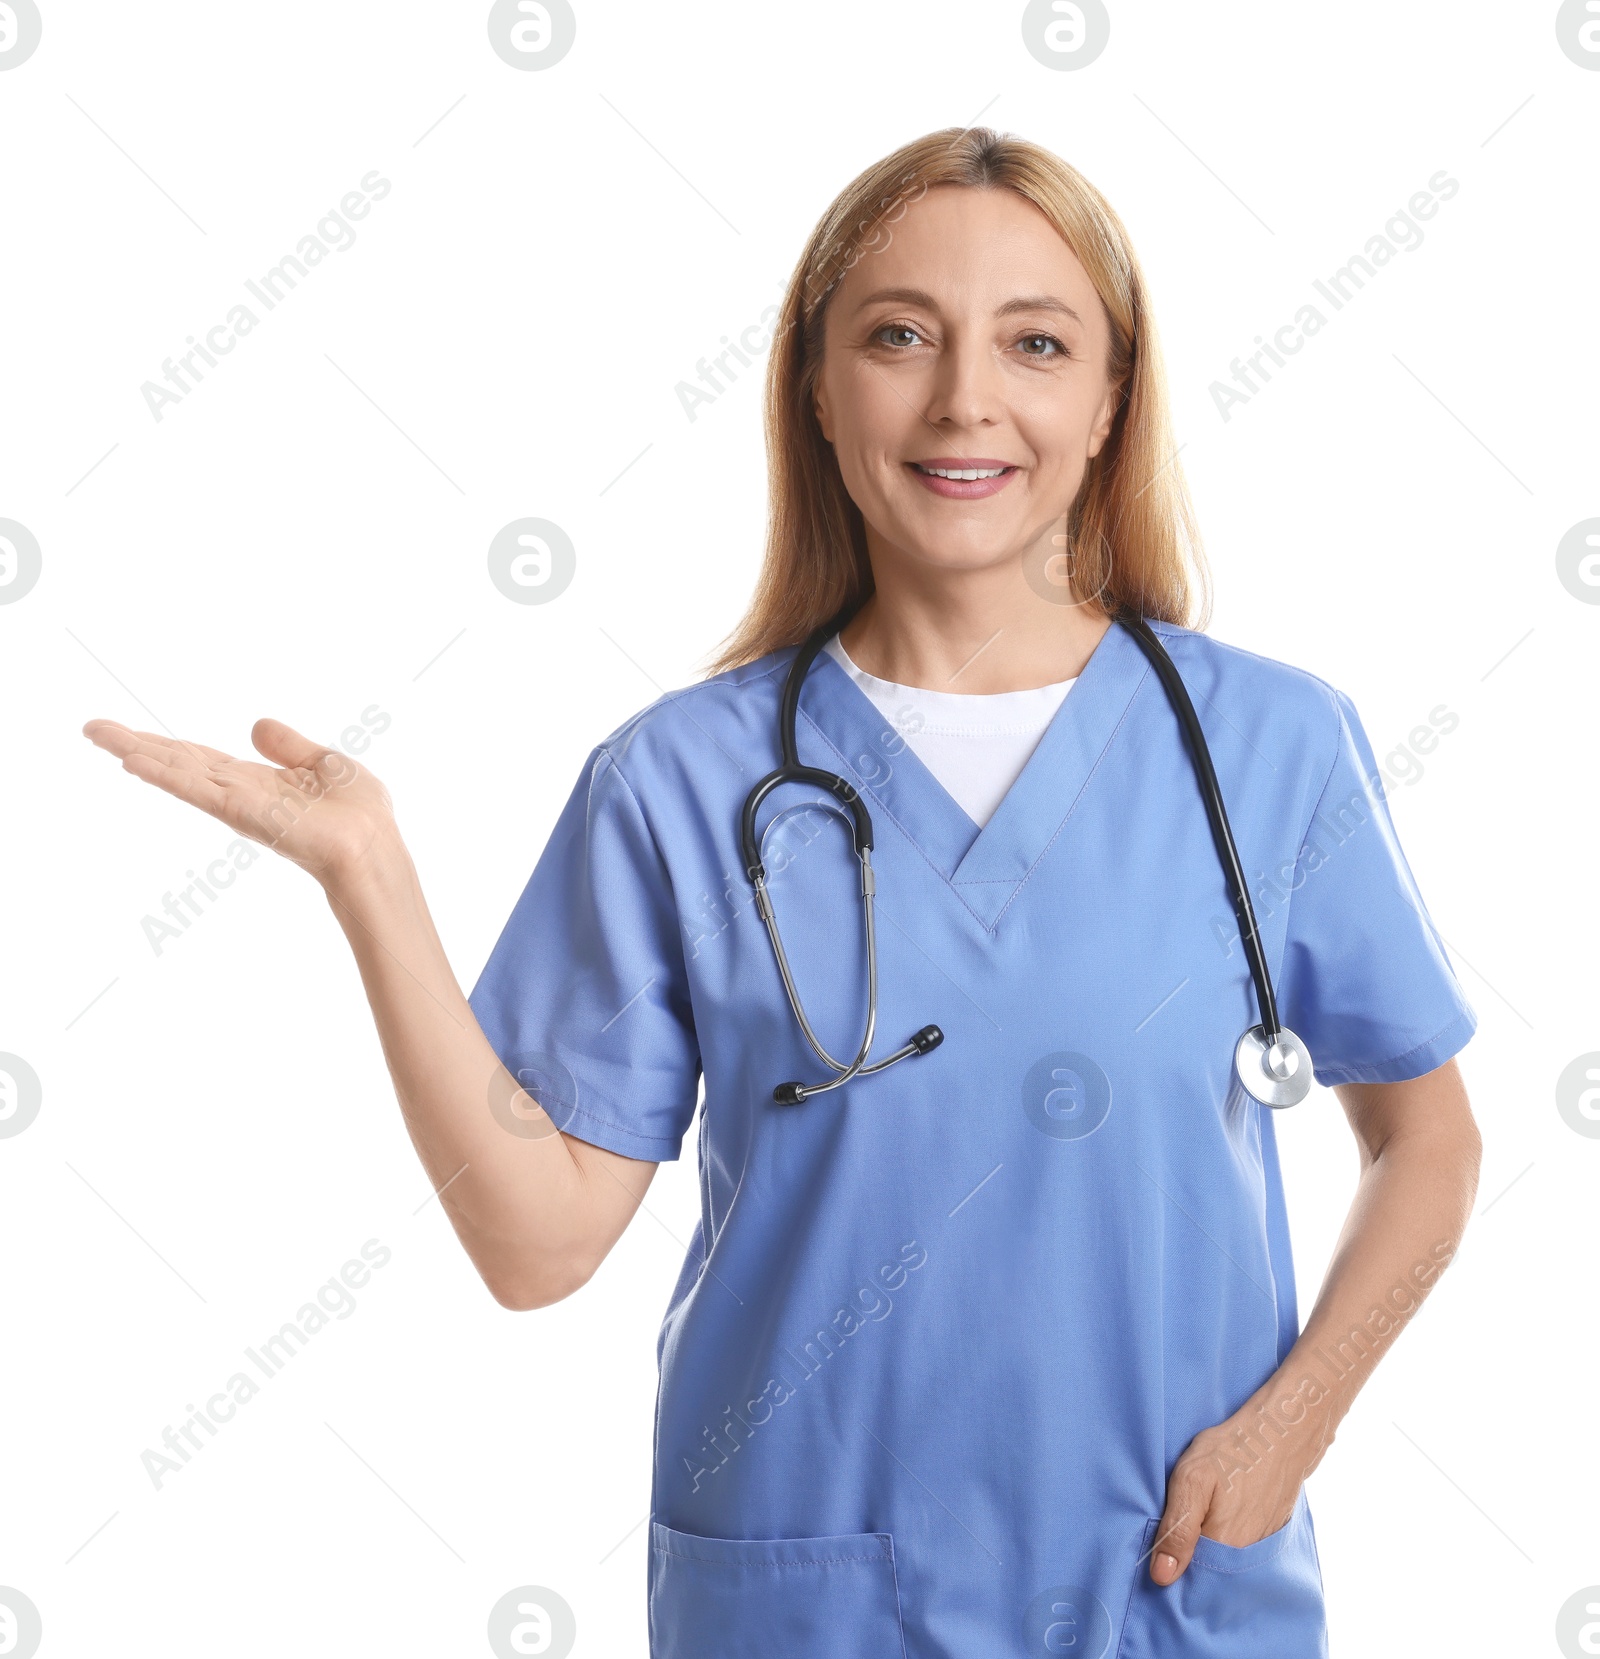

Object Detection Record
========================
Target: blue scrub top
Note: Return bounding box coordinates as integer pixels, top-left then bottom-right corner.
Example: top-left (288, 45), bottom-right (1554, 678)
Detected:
top-left (469, 620), bottom-right (1476, 1659)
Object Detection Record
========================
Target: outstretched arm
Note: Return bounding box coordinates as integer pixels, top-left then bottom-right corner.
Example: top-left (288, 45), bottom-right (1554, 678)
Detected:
top-left (84, 716), bottom-right (656, 1310)
top-left (1150, 1057), bottom-right (1481, 1583)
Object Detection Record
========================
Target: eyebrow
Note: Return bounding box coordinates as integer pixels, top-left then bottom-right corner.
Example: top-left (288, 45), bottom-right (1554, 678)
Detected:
top-left (850, 286), bottom-right (1086, 327)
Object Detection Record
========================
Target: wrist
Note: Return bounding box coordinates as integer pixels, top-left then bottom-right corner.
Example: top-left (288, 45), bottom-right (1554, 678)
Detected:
top-left (1237, 1368), bottom-right (1344, 1474)
top-left (319, 827), bottom-right (417, 912)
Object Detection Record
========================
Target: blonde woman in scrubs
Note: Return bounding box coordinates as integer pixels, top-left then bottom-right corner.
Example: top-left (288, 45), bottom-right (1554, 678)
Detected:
top-left (86, 127), bottom-right (1482, 1658)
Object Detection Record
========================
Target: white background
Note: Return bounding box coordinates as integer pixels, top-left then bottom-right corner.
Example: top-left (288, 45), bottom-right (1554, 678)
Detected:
top-left (2, 2), bottom-right (1595, 1655)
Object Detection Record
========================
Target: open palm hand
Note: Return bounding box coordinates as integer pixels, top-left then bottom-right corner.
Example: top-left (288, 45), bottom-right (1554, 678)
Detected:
top-left (83, 716), bottom-right (396, 887)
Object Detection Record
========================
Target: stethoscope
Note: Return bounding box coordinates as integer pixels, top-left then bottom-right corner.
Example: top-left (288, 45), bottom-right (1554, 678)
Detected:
top-left (740, 612), bottom-right (1314, 1110)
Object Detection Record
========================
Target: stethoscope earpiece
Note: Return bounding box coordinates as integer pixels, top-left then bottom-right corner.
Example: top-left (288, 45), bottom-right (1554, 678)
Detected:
top-left (771, 1029), bottom-right (940, 1105)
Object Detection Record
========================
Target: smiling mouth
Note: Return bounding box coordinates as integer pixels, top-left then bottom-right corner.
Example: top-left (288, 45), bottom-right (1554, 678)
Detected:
top-left (906, 460), bottom-right (1021, 499)
top-left (911, 463), bottom-right (1017, 480)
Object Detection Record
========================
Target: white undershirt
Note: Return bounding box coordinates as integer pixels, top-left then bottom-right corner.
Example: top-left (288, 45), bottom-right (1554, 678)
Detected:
top-left (823, 634), bottom-right (1077, 829)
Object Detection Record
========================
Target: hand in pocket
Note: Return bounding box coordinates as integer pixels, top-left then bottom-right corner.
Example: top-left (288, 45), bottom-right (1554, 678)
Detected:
top-left (1149, 1389), bottom-right (1333, 1584)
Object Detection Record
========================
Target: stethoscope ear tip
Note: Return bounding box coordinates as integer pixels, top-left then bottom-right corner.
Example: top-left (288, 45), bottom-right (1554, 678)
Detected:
top-left (773, 1081), bottom-right (807, 1106)
top-left (912, 1025), bottom-right (944, 1054)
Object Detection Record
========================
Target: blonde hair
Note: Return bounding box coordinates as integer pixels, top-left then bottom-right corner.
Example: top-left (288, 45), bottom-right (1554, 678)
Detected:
top-left (706, 125), bottom-right (1210, 675)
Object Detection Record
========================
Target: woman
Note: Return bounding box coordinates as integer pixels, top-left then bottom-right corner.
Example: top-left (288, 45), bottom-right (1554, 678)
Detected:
top-left (85, 128), bottom-right (1481, 1658)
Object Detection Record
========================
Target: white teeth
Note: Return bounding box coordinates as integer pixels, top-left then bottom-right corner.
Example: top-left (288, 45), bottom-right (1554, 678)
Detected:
top-left (918, 465), bottom-right (1008, 480)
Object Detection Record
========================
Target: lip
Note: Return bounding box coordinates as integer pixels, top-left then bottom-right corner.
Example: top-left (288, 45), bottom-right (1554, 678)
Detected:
top-left (907, 457), bottom-right (1020, 501)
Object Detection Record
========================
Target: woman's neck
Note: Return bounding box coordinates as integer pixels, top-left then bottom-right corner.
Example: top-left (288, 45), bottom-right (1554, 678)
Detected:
top-left (838, 571), bottom-right (1113, 694)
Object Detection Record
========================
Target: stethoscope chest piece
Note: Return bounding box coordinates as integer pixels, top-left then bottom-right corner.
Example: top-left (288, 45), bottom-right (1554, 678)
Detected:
top-left (1235, 1024), bottom-right (1314, 1109)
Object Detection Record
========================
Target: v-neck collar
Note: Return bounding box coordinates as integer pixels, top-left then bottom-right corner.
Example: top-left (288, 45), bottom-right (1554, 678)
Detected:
top-left (794, 620), bottom-right (1154, 930)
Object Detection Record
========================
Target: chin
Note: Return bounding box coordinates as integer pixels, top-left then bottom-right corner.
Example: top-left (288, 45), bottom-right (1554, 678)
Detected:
top-left (898, 539), bottom-right (1020, 577)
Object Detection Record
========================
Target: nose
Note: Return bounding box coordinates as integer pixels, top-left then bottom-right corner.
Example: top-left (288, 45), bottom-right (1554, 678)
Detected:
top-left (920, 328), bottom-right (1006, 433)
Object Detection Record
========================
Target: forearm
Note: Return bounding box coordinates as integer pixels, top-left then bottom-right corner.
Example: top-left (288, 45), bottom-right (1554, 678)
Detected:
top-left (1241, 1077), bottom-right (1481, 1470)
top-left (80, 715), bottom-right (650, 1306)
top-left (1150, 1063), bottom-right (1481, 1574)
top-left (322, 834), bottom-right (614, 1306)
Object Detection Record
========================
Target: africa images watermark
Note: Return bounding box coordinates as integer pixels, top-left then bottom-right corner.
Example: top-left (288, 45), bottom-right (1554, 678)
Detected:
top-left (673, 162), bottom-right (932, 426)
top-left (674, 294), bottom-right (784, 423)
top-left (140, 1239), bottom-right (392, 1489)
top-left (682, 705), bottom-right (918, 962)
top-left (1210, 704), bottom-right (1459, 957)
top-left (1210, 169), bottom-right (1460, 421)
top-left (139, 170), bottom-right (392, 422)
top-left (682, 796), bottom-right (860, 961)
top-left (1208, 1239), bottom-right (1459, 1495)
top-left (680, 1239), bottom-right (928, 1492)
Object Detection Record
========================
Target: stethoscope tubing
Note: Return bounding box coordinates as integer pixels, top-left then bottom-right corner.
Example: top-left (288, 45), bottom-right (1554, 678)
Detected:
top-left (1116, 616), bottom-right (1283, 1047)
top-left (751, 855), bottom-right (881, 1088)
top-left (743, 609), bottom-right (1309, 1107)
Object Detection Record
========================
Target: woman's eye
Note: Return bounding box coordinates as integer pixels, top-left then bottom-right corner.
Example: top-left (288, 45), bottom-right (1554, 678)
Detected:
top-left (1017, 333), bottom-right (1066, 358)
top-left (874, 324), bottom-right (925, 348)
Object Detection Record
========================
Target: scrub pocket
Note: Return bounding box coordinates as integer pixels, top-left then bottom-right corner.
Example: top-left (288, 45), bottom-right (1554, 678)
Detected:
top-left (1117, 1490), bottom-right (1327, 1658)
top-left (649, 1522), bottom-right (908, 1659)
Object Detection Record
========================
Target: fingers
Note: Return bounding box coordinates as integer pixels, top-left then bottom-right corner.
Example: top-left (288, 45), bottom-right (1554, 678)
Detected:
top-left (256, 723), bottom-right (362, 803)
top-left (83, 721), bottom-right (234, 770)
top-left (83, 721), bottom-right (239, 809)
top-left (82, 718), bottom-right (129, 748)
top-left (1150, 1463), bottom-right (1213, 1585)
top-left (251, 717), bottom-right (339, 773)
top-left (82, 717), bottom-right (363, 849)
top-left (84, 716), bottom-right (353, 819)
top-left (114, 746), bottom-right (231, 816)
top-left (85, 719), bottom-right (344, 787)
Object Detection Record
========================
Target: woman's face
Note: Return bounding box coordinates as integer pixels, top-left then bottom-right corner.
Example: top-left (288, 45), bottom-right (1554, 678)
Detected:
top-left (813, 184), bottom-right (1120, 584)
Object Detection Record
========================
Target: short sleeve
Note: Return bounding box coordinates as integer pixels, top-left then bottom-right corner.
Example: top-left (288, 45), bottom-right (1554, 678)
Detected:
top-left (1276, 689), bottom-right (1477, 1086)
top-left (467, 745), bottom-right (701, 1161)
